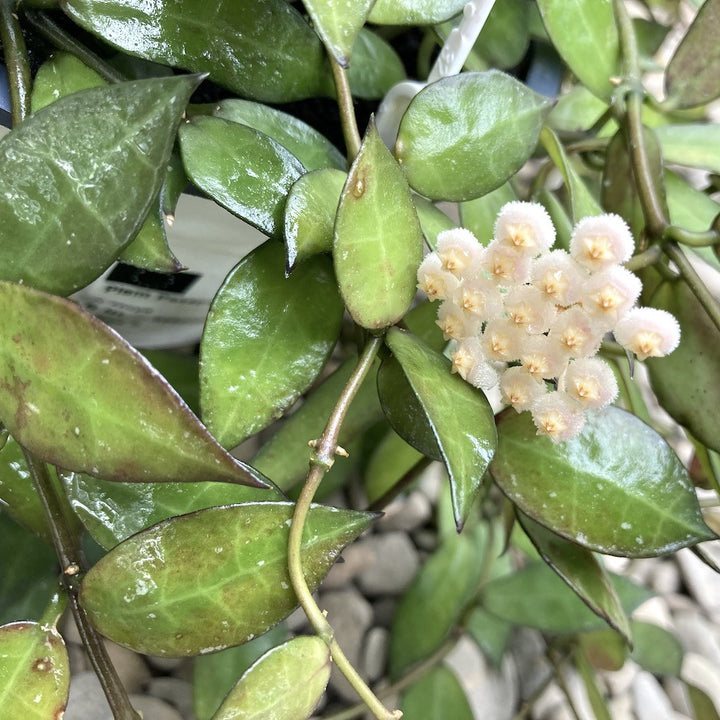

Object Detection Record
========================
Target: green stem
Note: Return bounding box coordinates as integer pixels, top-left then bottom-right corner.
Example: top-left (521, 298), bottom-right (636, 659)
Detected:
top-left (624, 244), bottom-right (662, 272)
top-left (39, 590), bottom-right (68, 629)
top-left (664, 242), bottom-right (720, 334)
top-left (22, 10), bottom-right (126, 83)
top-left (330, 54), bottom-right (361, 162)
top-left (664, 225), bottom-right (720, 248)
top-left (22, 450), bottom-right (141, 720)
top-left (0, 0), bottom-right (32, 124)
top-left (287, 336), bottom-right (400, 720)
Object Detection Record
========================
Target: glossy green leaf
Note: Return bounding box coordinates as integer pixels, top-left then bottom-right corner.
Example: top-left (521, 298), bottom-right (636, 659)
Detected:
top-left (482, 562), bottom-right (652, 635)
top-left (460, 182), bottom-right (518, 245)
top-left (368, 0), bottom-right (464, 24)
top-left (403, 300), bottom-right (446, 353)
top-left (389, 533), bottom-right (483, 677)
top-left (536, 0), bottom-right (618, 99)
top-left (0, 282), bottom-right (266, 488)
top-left (193, 626), bottom-right (287, 720)
top-left (80, 502), bottom-right (373, 656)
top-left (251, 357), bottom-right (383, 491)
top-left (284, 168), bottom-right (346, 270)
top-left (213, 636), bottom-right (330, 720)
top-left (655, 124), bottom-right (720, 173)
top-left (541, 126), bottom-right (603, 223)
top-left (214, 99), bottom-right (345, 172)
top-left (62, 470), bottom-right (281, 550)
top-left (396, 71), bottom-right (551, 201)
top-left (547, 85), bottom-right (609, 133)
top-left (180, 116), bottom-right (305, 239)
top-left (647, 279), bottom-right (720, 453)
top-left (466, 607), bottom-right (512, 668)
top-left (0, 622), bottom-right (69, 719)
top-left (629, 620), bottom-right (683, 675)
top-left (665, 0), bottom-right (720, 108)
top-left (334, 120), bottom-right (423, 330)
top-left (535, 188), bottom-right (573, 251)
top-left (400, 666), bottom-right (473, 720)
top-left (601, 130), bottom-right (645, 238)
top-left (413, 195), bottom-right (457, 250)
top-left (578, 628), bottom-right (627, 671)
top-left (61, 0), bottom-right (329, 103)
top-left (686, 681), bottom-right (720, 720)
top-left (574, 648), bottom-right (613, 720)
top-left (200, 240), bottom-right (343, 448)
top-left (139, 349), bottom-right (200, 415)
top-left (0, 75), bottom-right (197, 295)
top-left (377, 356), bottom-right (442, 461)
top-left (0, 514), bottom-right (58, 625)
top-left (474, 0), bottom-right (530, 70)
top-left (386, 328), bottom-right (497, 530)
top-left (302, 0), bottom-right (374, 66)
top-left (364, 430), bottom-right (425, 505)
top-left (666, 170), bottom-right (720, 232)
top-left (517, 512), bottom-right (631, 640)
top-left (491, 406), bottom-right (714, 556)
top-left (345, 29), bottom-right (407, 99)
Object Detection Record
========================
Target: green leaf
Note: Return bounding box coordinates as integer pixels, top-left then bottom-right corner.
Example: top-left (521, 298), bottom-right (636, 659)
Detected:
top-left (368, 0), bottom-right (465, 24)
top-left (251, 357), bottom-right (383, 491)
top-left (601, 130), bottom-right (645, 238)
top-left (302, 0), bottom-right (374, 66)
top-left (386, 328), bottom-right (497, 530)
top-left (396, 71), bottom-right (551, 201)
top-left (193, 626), bottom-right (287, 720)
top-left (578, 628), bottom-right (627, 671)
top-left (62, 471), bottom-right (281, 550)
top-left (547, 85), bottom-right (609, 133)
top-left (686, 681), bottom-right (720, 720)
top-left (403, 300), bottom-right (446, 353)
top-left (460, 182), bottom-right (518, 245)
top-left (481, 562), bottom-right (652, 634)
top-left (491, 406), bottom-right (714, 556)
top-left (517, 512), bottom-right (631, 640)
top-left (629, 620), bottom-right (683, 676)
top-left (647, 279), bottom-right (720, 453)
top-left (0, 514), bottom-right (58, 625)
top-left (466, 607), bottom-right (512, 668)
top-left (284, 168), bottom-right (346, 270)
top-left (0, 75), bottom-right (197, 295)
top-left (655, 124), bottom-right (720, 173)
top-left (400, 666), bottom-right (474, 720)
top-left (665, 0), bottom-right (720, 108)
top-left (0, 282), bottom-right (266, 488)
top-left (213, 636), bottom-right (330, 720)
top-left (334, 120), bottom-right (423, 330)
top-left (179, 116), bottom-right (305, 239)
top-left (389, 534), bottom-right (483, 677)
top-left (61, 0), bottom-right (329, 103)
top-left (80, 502), bottom-right (373, 656)
top-left (214, 99), bottom-right (345, 172)
top-left (364, 430), bottom-right (424, 505)
top-left (666, 170), bottom-right (720, 232)
top-left (0, 622), bottom-right (69, 719)
top-left (535, 188), bottom-right (573, 251)
top-left (536, 0), bottom-right (619, 99)
top-left (474, 0), bottom-right (531, 70)
top-left (574, 648), bottom-right (614, 720)
top-left (414, 195), bottom-right (457, 250)
top-left (200, 240), bottom-right (343, 448)
top-left (139, 349), bottom-right (200, 416)
top-left (345, 29), bottom-right (407, 100)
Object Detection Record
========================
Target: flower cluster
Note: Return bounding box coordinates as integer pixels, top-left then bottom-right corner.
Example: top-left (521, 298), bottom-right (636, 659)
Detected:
top-left (417, 202), bottom-right (680, 442)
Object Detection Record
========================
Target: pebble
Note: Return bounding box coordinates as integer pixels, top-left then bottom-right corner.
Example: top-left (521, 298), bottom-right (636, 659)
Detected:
top-left (672, 609), bottom-right (720, 667)
top-left (510, 628), bottom-right (551, 700)
top-left (145, 676), bottom-right (195, 718)
top-left (371, 597), bottom-right (398, 629)
top-left (356, 532), bottom-right (420, 596)
top-left (601, 659), bottom-right (640, 697)
top-left (632, 595), bottom-right (675, 631)
top-left (663, 676), bottom-right (694, 716)
top-left (633, 671), bottom-right (676, 720)
top-left (376, 492), bottom-right (431, 533)
top-left (64, 672), bottom-right (113, 720)
top-left (127, 694), bottom-right (183, 720)
top-left (651, 560), bottom-right (682, 595)
top-left (680, 652), bottom-right (720, 712)
top-left (362, 626), bottom-right (389, 682)
top-left (677, 547), bottom-right (720, 616)
top-left (323, 542), bottom-right (376, 590)
top-left (102, 640), bottom-right (151, 694)
top-left (146, 655), bottom-right (185, 673)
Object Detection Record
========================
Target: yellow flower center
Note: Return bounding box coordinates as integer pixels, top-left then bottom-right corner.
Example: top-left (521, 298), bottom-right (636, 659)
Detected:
top-left (506, 222), bottom-right (535, 249)
top-left (583, 235), bottom-right (614, 262)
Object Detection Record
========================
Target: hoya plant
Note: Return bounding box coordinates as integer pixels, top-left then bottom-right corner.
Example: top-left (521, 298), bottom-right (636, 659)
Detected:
top-left (1, 0), bottom-right (719, 717)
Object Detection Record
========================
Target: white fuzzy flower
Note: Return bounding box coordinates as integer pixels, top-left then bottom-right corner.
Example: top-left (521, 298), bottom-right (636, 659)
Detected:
top-left (570, 214), bottom-right (635, 271)
top-left (531, 392), bottom-right (586, 442)
top-left (417, 253), bottom-right (459, 301)
top-left (436, 300), bottom-right (481, 341)
top-left (519, 334), bottom-right (568, 380)
top-left (500, 366), bottom-right (545, 412)
top-left (436, 228), bottom-right (484, 277)
top-left (481, 318), bottom-right (525, 363)
top-left (481, 239), bottom-right (532, 286)
top-left (451, 274), bottom-right (504, 321)
top-left (580, 266), bottom-right (642, 330)
top-left (613, 307), bottom-right (681, 360)
top-left (530, 250), bottom-right (586, 307)
top-left (562, 358), bottom-right (618, 409)
top-left (548, 306), bottom-right (605, 359)
top-left (494, 201), bottom-right (556, 256)
top-left (503, 285), bottom-right (557, 334)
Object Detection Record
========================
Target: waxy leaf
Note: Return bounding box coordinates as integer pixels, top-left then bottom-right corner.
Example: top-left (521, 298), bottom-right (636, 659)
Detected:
top-left (547, 85), bottom-right (609, 133)
top-left (284, 168), bottom-right (346, 270)
top-left (364, 430), bottom-right (424, 504)
top-left (369, 0), bottom-right (465, 24)
top-left (482, 562), bottom-right (652, 635)
top-left (665, 0), bottom-right (720, 108)
top-left (517, 512), bottom-right (631, 640)
top-left (61, 0), bottom-right (329, 103)
top-left (400, 666), bottom-right (474, 720)
top-left (214, 100), bottom-right (345, 173)
top-left (213, 636), bottom-right (330, 720)
top-left (666, 170), bottom-right (720, 233)
top-left (386, 328), bottom-right (497, 530)
top-left (200, 240), bottom-right (343, 448)
top-left (0, 75), bottom-right (197, 295)
top-left (302, 0), bottom-right (374, 66)
top-left (0, 282), bottom-right (266, 488)
top-left (536, 0), bottom-right (619, 99)
top-left (345, 29), bottom-right (406, 99)
top-left (475, 0), bottom-right (531, 70)
top-left (460, 182), bottom-right (518, 245)
top-left (491, 407), bottom-right (714, 556)
top-left (180, 116), bottom-right (305, 239)
top-left (414, 195), bottom-right (457, 250)
top-left (334, 121), bottom-right (423, 330)
top-left (466, 607), bottom-right (512, 668)
top-left (655, 124), bottom-right (720, 173)
top-left (0, 622), bottom-right (69, 719)
top-left (396, 71), bottom-right (551, 201)
top-left (62, 471), bottom-right (281, 550)
top-left (602, 130), bottom-right (645, 238)
top-left (80, 502), bottom-right (374, 656)
top-left (648, 279), bottom-right (720, 453)
top-left (629, 621), bottom-right (683, 676)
